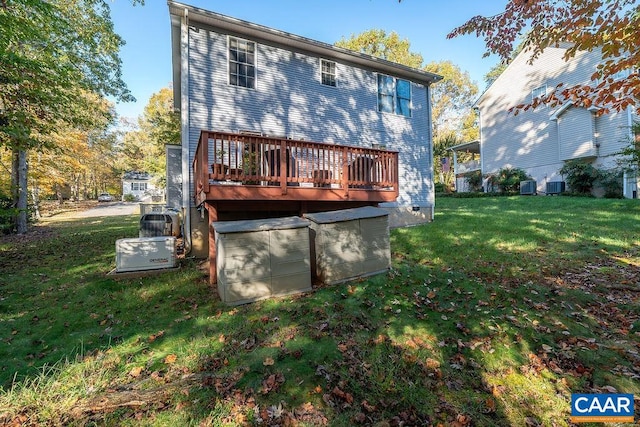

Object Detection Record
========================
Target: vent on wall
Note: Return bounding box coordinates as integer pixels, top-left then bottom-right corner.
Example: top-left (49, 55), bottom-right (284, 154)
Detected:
top-left (546, 181), bottom-right (566, 195)
top-left (520, 180), bottom-right (537, 195)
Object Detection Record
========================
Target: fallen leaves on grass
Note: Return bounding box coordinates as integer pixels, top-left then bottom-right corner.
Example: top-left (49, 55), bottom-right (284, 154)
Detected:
top-left (261, 372), bottom-right (285, 394)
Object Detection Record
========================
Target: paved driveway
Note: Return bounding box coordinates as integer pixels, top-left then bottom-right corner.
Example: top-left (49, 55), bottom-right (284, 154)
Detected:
top-left (76, 202), bottom-right (138, 218)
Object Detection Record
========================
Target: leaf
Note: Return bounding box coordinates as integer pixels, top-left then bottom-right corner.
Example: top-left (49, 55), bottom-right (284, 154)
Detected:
top-left (263, 357), bottom-right (275, 366)
top-left (129, 366), bottom-right (143, 377)
top-left (484, 397), bottom-right (497, 414)
top-left (148, 330), bottom-right (165, 343)
top-left (164, 354), bottom-right (177, 364)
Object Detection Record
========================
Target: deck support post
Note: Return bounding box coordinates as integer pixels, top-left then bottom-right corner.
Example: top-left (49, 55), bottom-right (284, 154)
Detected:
top-left (205, 202), bottom-right (218, 285)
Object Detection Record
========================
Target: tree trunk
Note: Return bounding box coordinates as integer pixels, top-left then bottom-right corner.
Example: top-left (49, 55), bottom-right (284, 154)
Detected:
top-left (16, 149), bottom-right (28, 234)
top-left (31, 183), bottom-right (41, 220)
top-left (10, 150), bottom-right (19, 232)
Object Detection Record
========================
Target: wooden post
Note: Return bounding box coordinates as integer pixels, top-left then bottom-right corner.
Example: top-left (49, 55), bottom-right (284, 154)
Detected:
top-left (206, 202), bottom-right (218, 285)
top-left (280, 139), bottom-right (287, 195)
top-left (342, 146), bottom-right (349, 198)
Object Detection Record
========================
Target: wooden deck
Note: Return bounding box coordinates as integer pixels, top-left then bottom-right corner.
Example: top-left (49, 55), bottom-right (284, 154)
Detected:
top-left (193, 131), bottom-right (399, 207)
top-left (193, 131), bottom-right (400, 284)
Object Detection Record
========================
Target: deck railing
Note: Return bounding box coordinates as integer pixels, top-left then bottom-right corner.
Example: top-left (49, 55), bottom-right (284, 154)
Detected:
top-left (193, 131), bottom-right (399, 204)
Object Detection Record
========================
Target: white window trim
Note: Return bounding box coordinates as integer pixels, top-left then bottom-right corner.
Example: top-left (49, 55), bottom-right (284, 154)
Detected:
top-left (377, 73), bottom-right (412, 118)
top-left (320, 59), bottom-right (337, 88)
top-left (227, 35), bottom-right (257, 90)
top-left (531, 84), bottom-right (547, 102)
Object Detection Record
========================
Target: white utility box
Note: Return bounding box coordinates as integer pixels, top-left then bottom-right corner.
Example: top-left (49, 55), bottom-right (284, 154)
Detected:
top-left (115, 236), bottom-right (177, 272)
top-left (304, 207), bottom-right (390, 285)
top-left (213, 216), bottom-right (312, 305)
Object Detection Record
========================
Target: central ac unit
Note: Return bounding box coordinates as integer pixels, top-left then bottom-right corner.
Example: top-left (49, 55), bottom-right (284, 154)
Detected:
top-left (520, 180), bottom-right (537, 195)
top-left (546, 181), bottom-right (566, 195)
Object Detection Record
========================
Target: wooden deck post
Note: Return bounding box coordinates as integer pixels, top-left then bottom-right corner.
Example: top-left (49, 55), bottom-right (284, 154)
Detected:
top-left (206, 202), bottom-right (218, 285)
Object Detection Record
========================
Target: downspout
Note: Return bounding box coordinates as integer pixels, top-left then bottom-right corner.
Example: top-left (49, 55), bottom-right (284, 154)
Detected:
top-left (624, 105), bottom-right (634, 198)
top-left (426, 81), bottom-right (435, 220)
top-left (180, 7), bottom-right (192, 254)
top-left (475, 106), bottom-right (485, 192)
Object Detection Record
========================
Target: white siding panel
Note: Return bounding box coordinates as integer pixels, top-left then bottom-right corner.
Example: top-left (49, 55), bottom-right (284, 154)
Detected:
top-left (558, 108), bottom-right (595, 160)
top-left (186, 25), bottom-right (432, 207)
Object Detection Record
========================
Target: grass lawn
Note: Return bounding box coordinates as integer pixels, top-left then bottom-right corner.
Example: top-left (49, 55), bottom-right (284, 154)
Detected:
top-left (0, 196), bottom-right (639, 426)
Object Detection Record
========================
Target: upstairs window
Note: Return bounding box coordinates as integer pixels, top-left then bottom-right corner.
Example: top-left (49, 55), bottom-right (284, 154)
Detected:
top-left (321, 59), bottom-right (336, 87)
top-left (531, 85), bottom-right (547, 102)
top-left (229, 37), bottom-right (256, 89)
top-left (377, 74), bottom-right (411, 117)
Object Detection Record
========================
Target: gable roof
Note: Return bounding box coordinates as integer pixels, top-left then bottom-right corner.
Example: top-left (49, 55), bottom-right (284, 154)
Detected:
top-left (168, 1), bottom-right (442, 109)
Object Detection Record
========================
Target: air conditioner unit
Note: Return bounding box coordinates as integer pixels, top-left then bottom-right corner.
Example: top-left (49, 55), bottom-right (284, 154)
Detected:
top-left (139, 212), bottom-right (181, 238)
top-left (520, 180), bottom-right (537, 195)
top-left (116, 236), bottom-right (177, 272)
top-left (546, 181), bottom-right (566, 195)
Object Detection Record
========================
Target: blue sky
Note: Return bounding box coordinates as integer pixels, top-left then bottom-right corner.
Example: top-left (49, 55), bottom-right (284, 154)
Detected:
top-left (109, 0), bottom-right (506, 120)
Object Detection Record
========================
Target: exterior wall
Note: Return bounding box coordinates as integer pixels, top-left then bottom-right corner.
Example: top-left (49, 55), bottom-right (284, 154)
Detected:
top-left (122, 179), bottom-right (156, 202)
top-left (185, 23), bottom-right (433, 212)
top-left (557, 107), bottom-right (596, 160)
top-left (477, 45), bottom-right (636, 196)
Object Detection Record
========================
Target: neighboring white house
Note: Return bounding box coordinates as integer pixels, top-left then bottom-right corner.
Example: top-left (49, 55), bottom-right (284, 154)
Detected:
top-left (453, 44), bottom-right (638, 197)
top-left (168, 2), bottom-right (442, 257)
top-left (122, 171), bottom-right (159, 202)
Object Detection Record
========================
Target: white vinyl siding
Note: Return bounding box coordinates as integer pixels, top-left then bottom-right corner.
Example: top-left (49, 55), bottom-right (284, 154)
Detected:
top-left (557, 108), bottom-right (596, 160)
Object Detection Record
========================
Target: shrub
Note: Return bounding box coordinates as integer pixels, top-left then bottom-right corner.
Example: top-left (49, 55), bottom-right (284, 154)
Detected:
top-left (123, 193), bottom-right (138, 202)
top-left (559, 160), bottom-right (599, 194)
top-left (487, 167), bottom-right (531, 193)
top-left (0, 194), bottom-right (16, 235)
top-left (434, 182), bottom-right (447, 194)
top-left (597, 169), bottom-right (623, 198)
top-left (466, 170), bottom-right (483, 192)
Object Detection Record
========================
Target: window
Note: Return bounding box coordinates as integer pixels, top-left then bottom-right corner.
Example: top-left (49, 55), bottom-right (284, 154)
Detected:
top-left (229, 37), bottom-right (256, 89)
top-left (131, 182), bottom-right (147, 192)
top-left (321, 59), bottom-right (336, 87)
top-left (377, 74), bottom-right (411, 117)
top-left (531, 85), bottom-right (547, 102)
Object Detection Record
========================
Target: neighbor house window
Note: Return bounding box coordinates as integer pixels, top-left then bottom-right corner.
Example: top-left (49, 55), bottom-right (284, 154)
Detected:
top-left (531, 85), bottom-right (547, 102)
top-left (321, 59), bottom-right (336, 87)
top-left (229, 37), bottom-right (256, 89)
top-left (377, 74), bottom-right (411, 117)
top-left (131, 182), bottom-right (147, 191)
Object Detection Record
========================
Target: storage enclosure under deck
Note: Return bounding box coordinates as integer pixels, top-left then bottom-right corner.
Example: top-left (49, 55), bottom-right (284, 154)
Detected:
top-left (193, 131), bottom-right (400, 284)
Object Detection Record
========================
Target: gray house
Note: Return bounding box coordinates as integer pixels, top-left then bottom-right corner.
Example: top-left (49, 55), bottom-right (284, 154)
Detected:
top-left (168, 1), bottom-right (441, 262)
top-left (453, 44), bottom-right (638, 197)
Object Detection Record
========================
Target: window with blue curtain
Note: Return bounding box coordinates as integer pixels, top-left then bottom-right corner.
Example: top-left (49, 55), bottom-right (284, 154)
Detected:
top-left (377, 74), bottom-right (411, 117)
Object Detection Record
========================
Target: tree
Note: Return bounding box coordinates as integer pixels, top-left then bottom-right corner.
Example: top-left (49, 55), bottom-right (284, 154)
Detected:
top-left (118, 87), bottom-right (181, 189)
top-left (335, 29), bottom-right (423, 69)
top-left (448, 0), bottom-right (640, 113)
top-left (140, 87), bottom-right (181, 147)
top-left (0, 0), bottom-right (134, 233)
top-left (423, 60), bottom-right (479, 139)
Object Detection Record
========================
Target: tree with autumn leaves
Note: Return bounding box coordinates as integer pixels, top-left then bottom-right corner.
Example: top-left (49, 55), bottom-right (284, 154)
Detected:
top-left (448, 0), bottom-right (639, 114)
top-left (0, 0), bottom-right (134, 233)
